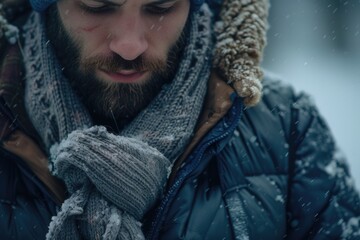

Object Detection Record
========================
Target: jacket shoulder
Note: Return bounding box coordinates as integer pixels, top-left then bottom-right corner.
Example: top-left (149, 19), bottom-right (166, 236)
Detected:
top-left (240, 72), bottom-right (299, 159)
top-left (252, 71), bottom-right (322, 142)
top-left (257, 72), bottom-right (360, 239)
top-left (261, 72), bottom-right (297, 103)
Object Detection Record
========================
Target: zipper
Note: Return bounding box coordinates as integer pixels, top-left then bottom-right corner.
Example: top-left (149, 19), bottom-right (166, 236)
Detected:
top-left (146, 96), bottom-right (243, 239)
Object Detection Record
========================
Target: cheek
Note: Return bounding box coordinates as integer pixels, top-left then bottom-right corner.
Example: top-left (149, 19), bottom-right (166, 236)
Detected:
top-left (147, 14), bottom-right (188, 57)
top-left (58, 9), bottom-right (110, 58)
top-left (68, 23), bottom-right (111, 59)
top-left (145, 0), bottom-right (189, 56)
top-left (58, 1), bottom-right (101, 30)
top-left (78, 28), bottom-right (111, 57)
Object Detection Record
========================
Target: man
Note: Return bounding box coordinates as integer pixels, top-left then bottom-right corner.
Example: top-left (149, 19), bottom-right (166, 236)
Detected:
top-left (0, 0), bottom-right (359, 239)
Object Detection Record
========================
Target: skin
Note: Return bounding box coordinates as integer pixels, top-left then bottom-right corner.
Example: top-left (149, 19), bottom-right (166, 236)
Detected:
top-left (50, 0), bottom-right (191, 130)
top-left (56, 0), bottom-right (190, 85)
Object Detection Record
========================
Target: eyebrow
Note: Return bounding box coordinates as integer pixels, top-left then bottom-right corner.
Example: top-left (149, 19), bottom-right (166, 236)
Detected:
top-left (84, 0), bottom-right (126, 6)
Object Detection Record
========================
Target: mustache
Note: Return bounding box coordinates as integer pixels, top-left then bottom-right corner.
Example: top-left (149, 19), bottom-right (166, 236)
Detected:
top-left (82, 54), bottom-right (168, 73)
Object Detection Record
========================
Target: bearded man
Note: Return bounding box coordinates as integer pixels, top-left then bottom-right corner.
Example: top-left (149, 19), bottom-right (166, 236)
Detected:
top-left (0, 0), bottom-right (359, 239)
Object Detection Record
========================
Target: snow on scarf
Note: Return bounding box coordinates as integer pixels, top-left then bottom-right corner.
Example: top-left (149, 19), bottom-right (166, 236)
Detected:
top-left (23, 5), bottom-right (213, 239)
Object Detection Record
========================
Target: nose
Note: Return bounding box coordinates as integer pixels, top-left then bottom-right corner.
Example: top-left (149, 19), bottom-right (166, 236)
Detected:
top-left (109, 16), bottom-right (148, 61)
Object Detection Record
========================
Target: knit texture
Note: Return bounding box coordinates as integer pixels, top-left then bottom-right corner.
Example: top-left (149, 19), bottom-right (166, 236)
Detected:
top-left (1, 0), bottom-right (269, 108)
top-left (48, 127), bottom-right (170, 239)
top-left (213, 0), bottom-right (269, 106)
top-left (23, 5), bottom-right (213, 239)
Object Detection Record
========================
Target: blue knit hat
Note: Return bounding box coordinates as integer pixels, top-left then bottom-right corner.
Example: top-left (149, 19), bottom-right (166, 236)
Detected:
top-left (29, 0), bottom-right (205, 12)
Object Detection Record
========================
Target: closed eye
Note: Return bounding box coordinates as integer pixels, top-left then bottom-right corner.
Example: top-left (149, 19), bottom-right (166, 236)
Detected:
top-left (145, 5), bottom-right (174, 14)
top-left (79, 2), bottom-right (117, 14)
top-left (145, 0), bottom-right (177, 15)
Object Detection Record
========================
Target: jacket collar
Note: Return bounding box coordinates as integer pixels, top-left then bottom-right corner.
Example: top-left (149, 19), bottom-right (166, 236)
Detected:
top-left (0, 44), bottom-right (66, 204)
top-left (0, 43), bottom-right (236, 203)
top-left (168, 72), bottom-right (235, 184)
top-left (0, 43), bottom-right (42, 143)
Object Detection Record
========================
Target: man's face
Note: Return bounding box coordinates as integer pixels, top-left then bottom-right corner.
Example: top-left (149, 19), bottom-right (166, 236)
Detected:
top-left (47, 0), bottom-right (190, 129)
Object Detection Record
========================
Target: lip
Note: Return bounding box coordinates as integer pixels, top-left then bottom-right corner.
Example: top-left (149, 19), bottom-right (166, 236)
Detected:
top-left (99, 69), bottom-right (147, 83)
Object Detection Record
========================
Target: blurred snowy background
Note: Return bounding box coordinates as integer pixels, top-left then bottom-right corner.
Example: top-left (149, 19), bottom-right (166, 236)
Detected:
top-left (262, 0), bottom-right (360, 189)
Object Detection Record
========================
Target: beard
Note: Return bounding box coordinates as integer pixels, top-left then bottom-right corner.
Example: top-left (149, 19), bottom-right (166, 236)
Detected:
top-left (45, 5), bottom-right (185, 131)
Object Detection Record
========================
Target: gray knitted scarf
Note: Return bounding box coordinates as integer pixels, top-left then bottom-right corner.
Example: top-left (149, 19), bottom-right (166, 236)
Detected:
top-left (23, 5), bottom-right (213, 240)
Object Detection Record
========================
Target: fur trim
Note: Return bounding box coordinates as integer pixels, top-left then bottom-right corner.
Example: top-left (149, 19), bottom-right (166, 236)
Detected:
top-left (214, 0), bottom-right (269, 106)
top-left (1, 0), bottom-right (269, 106)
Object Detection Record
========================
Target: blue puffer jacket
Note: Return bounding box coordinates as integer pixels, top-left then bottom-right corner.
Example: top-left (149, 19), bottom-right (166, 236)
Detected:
top-left (1, 68), bottom-right (359, 239)
top-left (144, 76), bottom-right (360, 239)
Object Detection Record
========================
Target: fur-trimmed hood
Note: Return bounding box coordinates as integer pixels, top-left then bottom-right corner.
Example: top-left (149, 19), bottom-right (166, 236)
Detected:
top-left (0, 0), bottom-right (269, 191)
top-left (0, 0), bottom-right (269, 106)
top-left (214, 0), bottom-right (269, 106)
